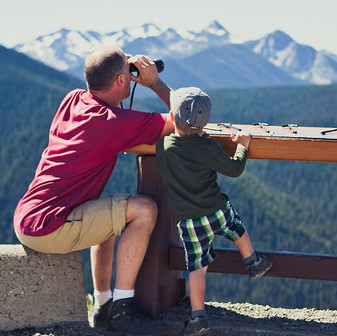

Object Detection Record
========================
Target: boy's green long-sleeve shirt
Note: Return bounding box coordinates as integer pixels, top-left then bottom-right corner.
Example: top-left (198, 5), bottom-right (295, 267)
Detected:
top-left (156, 133), bottom-right (248, 221)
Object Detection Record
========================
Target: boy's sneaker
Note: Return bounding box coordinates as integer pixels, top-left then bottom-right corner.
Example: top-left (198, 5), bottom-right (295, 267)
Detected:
top-left (246, 254), bottom-right (273, 279)
top-left (92, 298), bottom-right (112, 328)
top-left (182, 316), bottom-right (213, 336)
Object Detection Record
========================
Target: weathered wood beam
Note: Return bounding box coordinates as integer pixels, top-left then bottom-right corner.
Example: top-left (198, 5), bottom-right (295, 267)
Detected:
top-left (126, 124), bottom-right (337, 162)
top-left (169, 245), bottom-right (337, 282)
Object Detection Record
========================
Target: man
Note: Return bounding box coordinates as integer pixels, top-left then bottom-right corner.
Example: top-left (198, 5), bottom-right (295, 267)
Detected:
top-left (13, 46), bottom-right (173, 333)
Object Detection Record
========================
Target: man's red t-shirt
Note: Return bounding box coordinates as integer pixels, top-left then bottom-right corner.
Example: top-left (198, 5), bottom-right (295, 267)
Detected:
top-left (14, 89), bottom-right (166, 236)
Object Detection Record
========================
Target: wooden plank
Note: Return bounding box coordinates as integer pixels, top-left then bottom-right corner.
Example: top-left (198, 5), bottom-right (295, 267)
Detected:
top-left (213, 133), bottom-right (337, 162)
top-left (208, 123), bottom-right (337, 162)
top-left (126, 124), bottom-right (337, 162)
top-left (169, 245), bottom-right (337, 282)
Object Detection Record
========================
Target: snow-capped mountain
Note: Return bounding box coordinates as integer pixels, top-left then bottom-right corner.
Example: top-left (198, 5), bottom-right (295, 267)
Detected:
top-left (16, 28), bottom-right (103, 71)
top-left (15, 21), bottom-right (234, 73)
top-left (244, 30), bottom-right (337, 84)
top-left (13, 21), bottom-right (337, 90)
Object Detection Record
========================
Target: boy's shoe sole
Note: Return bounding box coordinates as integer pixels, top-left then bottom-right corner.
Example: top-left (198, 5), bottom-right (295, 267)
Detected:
top-left (182, 316), bottom-right (213, 336)
top-left (248, 254), bottom-right (273, 279)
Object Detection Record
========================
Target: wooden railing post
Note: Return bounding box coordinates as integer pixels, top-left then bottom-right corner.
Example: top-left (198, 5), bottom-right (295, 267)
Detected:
top-left (135, 155), bottom-right (186, 317)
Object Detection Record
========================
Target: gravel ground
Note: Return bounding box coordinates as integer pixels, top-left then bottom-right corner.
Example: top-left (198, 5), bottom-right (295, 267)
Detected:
top-left (1, 301), bottom-right (336, 336)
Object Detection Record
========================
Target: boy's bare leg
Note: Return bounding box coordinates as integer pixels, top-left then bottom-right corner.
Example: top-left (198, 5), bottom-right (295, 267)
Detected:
top-left (234, 231), bottom-right (254, 259)
top-left (189, 266), bottom-right (208, 310)
top-left (114, 195), bottom-right (157, 289)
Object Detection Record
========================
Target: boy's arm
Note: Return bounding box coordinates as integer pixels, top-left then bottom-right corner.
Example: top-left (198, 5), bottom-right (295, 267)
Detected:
top-left (208, 132), bottom-right (251, 177)
top-left (229, 143), bottom-right (248, 177)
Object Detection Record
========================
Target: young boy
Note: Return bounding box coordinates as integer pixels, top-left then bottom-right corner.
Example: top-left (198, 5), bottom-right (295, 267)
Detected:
top-left (156, 87), bottom-right (273, 336)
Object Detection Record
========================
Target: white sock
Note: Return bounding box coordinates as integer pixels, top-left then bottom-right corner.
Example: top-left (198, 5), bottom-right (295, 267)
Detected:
top-left (113, 288), bottom-right (135, 302)
top-left (94, 289), bottom-right (112, 309)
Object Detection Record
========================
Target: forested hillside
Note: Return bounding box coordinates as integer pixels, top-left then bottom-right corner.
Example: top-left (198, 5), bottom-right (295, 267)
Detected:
top-left (0, 45), bottom-right (85, 243)
top-left (0, 45), bottom-right (336, 310)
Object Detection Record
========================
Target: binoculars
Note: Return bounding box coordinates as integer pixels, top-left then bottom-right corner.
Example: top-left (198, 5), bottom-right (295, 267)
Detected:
top-left (129, 59), bottom-right (164, 75)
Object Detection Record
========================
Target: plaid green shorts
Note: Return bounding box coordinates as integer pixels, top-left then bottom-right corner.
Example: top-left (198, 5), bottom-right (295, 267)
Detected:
top-left (177, 200), bottom-right (246, 272)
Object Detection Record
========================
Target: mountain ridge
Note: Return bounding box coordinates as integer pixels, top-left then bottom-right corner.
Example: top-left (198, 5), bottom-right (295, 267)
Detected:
top-left (13, 21), bottom-right (337, 90)
top-left (244, 30), bottom-right (337, 84)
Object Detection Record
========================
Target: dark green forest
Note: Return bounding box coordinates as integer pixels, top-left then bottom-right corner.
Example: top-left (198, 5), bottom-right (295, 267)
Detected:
top-left (0, 45), bottom-right (336, 310)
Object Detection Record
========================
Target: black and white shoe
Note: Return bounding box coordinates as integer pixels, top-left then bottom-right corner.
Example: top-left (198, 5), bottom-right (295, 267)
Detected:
top-left (92, 298), bottom-right (112, 328)
top-left (246, 254), bottom-right (273, 279)
top-left (107, 298), bottom-right (154, 335)
top-left (182, 316), bottom-right (213, 336)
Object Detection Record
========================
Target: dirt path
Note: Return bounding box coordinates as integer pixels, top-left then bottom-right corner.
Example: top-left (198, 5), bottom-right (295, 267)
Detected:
top-left (1, 301), bottom-right (336, 335)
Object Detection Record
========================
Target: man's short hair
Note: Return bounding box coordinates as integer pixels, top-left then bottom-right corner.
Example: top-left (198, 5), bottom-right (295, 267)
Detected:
top-left (84, 46), bottom-right (126, 91)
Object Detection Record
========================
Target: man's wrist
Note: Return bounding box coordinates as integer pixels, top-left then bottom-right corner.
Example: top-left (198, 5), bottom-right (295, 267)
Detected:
top-left (147, 77), bottom-right (163, 90)
top-left (149, 79), bottom-right (171, 109)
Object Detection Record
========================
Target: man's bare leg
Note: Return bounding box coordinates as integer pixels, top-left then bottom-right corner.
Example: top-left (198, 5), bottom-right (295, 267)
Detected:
top-left (114, 195), bottom-right (157, 289)
top-left (103, 196), bottom-right (158, 331)
top-left (91, 194), bottom-right (157, 320)
top-left (91, 237), bottom-right (115, 291)
top-left (90, 195), bottom-right (157, 292)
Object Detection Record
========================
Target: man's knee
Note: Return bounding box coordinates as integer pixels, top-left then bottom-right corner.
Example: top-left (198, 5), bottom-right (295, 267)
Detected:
top-left (126, 195), bottom-right (158, 228)
top-left (139, 194), bottom-right (158, 216)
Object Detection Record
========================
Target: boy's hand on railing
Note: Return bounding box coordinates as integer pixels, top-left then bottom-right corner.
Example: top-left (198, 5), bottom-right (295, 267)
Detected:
top-left (231, 131), bottom-right (251, 150)
top-left (199, 130), bottom-right (210, 137)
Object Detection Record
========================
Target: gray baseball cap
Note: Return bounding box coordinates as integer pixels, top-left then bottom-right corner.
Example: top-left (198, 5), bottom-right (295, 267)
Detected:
top-left (170, 87), bottom-right (212, 132)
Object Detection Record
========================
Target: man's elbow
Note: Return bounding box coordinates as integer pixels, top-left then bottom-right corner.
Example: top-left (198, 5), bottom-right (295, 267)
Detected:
top-left (161, 117), bottom-right (174, 137)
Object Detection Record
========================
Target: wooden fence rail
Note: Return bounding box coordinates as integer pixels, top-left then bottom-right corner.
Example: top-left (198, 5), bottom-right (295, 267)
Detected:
top-left (127, 123), bottom-right (337, 162)
top-left (169, 245), bottom-right (337, 282)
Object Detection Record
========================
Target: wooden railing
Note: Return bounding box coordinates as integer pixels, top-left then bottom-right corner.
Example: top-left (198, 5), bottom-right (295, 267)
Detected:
top-left (133, 124), bottom-right (337, 317)
top-left (127, 123), bottom-right (337, 162)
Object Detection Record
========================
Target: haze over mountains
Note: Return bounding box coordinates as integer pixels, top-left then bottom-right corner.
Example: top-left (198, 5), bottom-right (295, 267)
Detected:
top-left (14, 21), bottom-right (337, 92)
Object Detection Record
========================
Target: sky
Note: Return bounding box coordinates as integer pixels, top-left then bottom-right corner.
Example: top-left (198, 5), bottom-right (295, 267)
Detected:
top-left (1, 0), bottom-right (337, 54)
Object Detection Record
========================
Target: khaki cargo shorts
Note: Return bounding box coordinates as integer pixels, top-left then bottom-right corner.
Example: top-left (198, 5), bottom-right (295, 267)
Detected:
top-left (15, 194), bottom-right (130, 254)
